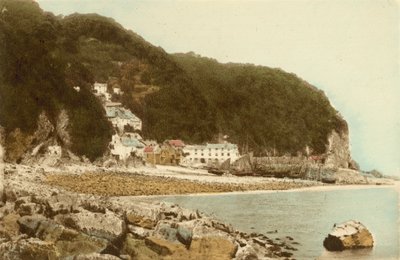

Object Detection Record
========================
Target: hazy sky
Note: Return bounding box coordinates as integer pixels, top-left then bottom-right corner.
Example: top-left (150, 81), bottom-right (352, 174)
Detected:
top-left (37, 0), bottom-right (400, 176)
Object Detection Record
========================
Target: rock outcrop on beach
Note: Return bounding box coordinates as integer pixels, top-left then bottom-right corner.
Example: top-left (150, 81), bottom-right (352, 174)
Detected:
top-left (0, 164), bottom-right (300, 259)
top-left (323, 220), bottom-right (374, 251)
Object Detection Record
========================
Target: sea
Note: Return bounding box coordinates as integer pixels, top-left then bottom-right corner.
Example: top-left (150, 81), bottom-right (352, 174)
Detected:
top-left (158, 185), bottom-right (399, 260)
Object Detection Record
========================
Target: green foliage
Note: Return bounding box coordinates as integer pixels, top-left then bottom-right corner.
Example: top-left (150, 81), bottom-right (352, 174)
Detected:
top-left (0, 0), bottom-right (112, 160)
top-left (172, 53), bottom-right (345, 155)
top-left (0, 0), bottom-right (346, 160)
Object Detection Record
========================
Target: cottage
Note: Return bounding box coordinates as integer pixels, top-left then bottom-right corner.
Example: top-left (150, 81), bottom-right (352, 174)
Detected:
top-left (109, 133), bottom-right (145, 161)
top-left (93, 82), bottom-right (111, 101)
top-left (113, 86), bottom-right (122, 95)
top-left (182, 143), bottom-right (240, 166)
top-left (144, 141), bottom-right (184, 166)
top-left (105, 103), bottom-right (142, 132)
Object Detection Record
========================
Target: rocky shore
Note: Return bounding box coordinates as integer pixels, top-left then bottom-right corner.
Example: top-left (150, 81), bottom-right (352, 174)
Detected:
top-left (45, 171), bottom-right (316, 197)
top-left (0, 163), bottom-right (308, 259)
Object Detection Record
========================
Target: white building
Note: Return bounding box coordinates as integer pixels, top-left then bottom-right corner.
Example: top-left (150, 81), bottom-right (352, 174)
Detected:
top-left (109, 133), bottom-right (145, 160)
top-left (105, 103), bottom-right (142, 132)
top-left (182, 143), bottom-right (240, 166)
top-left (113, 86), bottom-right (122, 95)
top-left (93, 82), bottom-right (111, 101)
top-left (93, 82), bottom-right (107, 95)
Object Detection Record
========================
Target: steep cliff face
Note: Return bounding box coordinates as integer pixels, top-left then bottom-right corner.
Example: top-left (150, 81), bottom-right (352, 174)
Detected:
top-left (324, 130), bottom-right (352, 168)
top-left (3, 110), bottom-right (76, 164)
top-left (55, 109), bottom-right (72, 149)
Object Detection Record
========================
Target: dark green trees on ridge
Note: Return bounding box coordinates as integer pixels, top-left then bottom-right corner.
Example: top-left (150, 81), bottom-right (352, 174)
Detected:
top-left (0, 0), bottom-right (346, 161)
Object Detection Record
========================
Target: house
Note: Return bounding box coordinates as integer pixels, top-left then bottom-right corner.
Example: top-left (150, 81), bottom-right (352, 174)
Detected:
top-left (93, 82), bottom-right (111, 101)
top-left (109, 133), bottom-right (145, 160)
top-left (182, 143), bottom-right (240, 166)
top-left (113, 86), bottom-right (122, 95)
top-left (93, 82), bottom-right (107, 95)
top-left (105, 103), bottom-right (142, 132)
top-left (144, 141), bottom-right (184, 166)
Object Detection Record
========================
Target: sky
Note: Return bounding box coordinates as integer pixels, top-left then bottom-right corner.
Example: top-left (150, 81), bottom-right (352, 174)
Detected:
top-left (37, 0), bottom-right (400, 176)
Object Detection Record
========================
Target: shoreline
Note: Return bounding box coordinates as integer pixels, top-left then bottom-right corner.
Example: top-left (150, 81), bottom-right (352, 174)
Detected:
top-left (119, 182), bottom-right (396, 201)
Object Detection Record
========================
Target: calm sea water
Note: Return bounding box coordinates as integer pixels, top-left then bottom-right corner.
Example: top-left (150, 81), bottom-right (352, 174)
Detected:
top-left (159, 187), bottom-right (399, 260)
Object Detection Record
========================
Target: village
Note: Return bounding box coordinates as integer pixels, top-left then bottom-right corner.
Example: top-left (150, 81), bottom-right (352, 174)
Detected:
top-left (89, 81), bottom-right (372, 184)
top-left (92, 82), bottom-right (242, 170)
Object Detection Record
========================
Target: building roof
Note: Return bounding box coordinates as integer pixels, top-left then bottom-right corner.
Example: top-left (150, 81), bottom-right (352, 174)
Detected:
top-left (183, 144), bottom-right (206, 150)
top-left (168, 139), bottom-right (185, 147)
top-left (94, 82), bottom-right (107, 87)
top-left (105, 106), bottom-right (117, 118)
top-left (105, 106), bottom-right (141, 122)
top-left (206, 143), bottom-right (238, 150)
top-left (105, 102), bottom-right (122, 107)
top-left (121, 135), bottom-right (144, 148)
top-left (144, 146), bottom-right (154, 153)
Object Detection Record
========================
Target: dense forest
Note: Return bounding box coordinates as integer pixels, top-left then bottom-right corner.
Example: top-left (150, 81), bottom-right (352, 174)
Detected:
top-left (0, 0), bottom-right (346, 161)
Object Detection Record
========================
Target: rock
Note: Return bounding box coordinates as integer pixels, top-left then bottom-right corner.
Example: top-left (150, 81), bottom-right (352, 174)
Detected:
top-left (81, 199), bottom-right (107, 214)
top-left (56, 230), bottom-right (109, 257)
top-left (235, 245), bottom-right (258, 260)
top-left (323, 220), bottom-right (374, 251)
top-left (2, 213), bottom-right (21, 238)
top-left (17, 202), bottom-right (42, 216)
top-left (212, 220), bottom-right (234, 233)
top-left (252, 237), bottom-right (266, 247)
top-left (176, 226), bottom-right (192, 247)
top-left (18, 215), bottom-right (109, 257)
top-left (55, 209), bottom-right (124, 241)
top-left (56, 109), bottom-right (72, 149)
top-left (188, 236), bottom-right (238, 260)
top-left (156, 224), bottom-right (178, 242)
top-left (0, 238), bottom-right (59, 260)
top-left (126, 204), bottom-right (161, 229)
top-left (144, 236), bottom-right (179, 256)
top-left (17, 215), bottom-right (47, 237)
top-left (122, 234), bottom-right (161, 259)
top-left (73, 253), bottom-right (121, 260)
top-left (324, 129), bottom-right (352, 169)
top-left (3, 185), bottom-right (30, 202)
top-left (44, 193), bottom-right (79, 217)
top-left (127, 225), bottom-right (153, 239)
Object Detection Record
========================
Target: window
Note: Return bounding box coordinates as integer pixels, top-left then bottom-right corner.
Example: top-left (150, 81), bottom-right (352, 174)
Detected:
top-left (209, 153), bottom-right (211, 156)
top-left (201, 153), bottom-right (204, 156)
top-left (221, 153), bottom-right (224, 156)
top-left (215, 154), bottom-right (218, 157)
top-left (227, 153), bottom-right (230, 156)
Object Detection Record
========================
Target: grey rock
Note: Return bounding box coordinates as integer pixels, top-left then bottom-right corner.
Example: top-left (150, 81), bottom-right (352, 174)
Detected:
top-left (127, 225), bottom-right (153, 239)
top-left (73, 253), bottom-right (121, 260)
top-left (176, 226), bottom-right (192, 247)
top-left (56, 209), bottom-right (124, 241)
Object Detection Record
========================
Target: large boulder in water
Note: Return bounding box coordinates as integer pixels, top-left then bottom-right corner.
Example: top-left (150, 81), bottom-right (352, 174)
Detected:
top-left (323, 220), bottom-right (373, 251)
